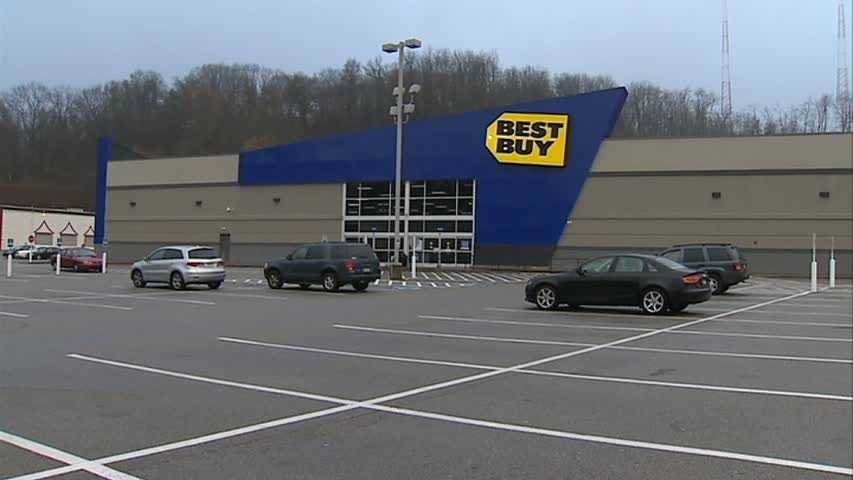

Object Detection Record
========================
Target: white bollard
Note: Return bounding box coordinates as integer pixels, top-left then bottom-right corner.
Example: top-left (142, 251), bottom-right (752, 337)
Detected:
top-left (101, 252), bottom-right (107, 274)
top-left (829, 236), bottom-right (836, 289)
top-left (55, 251), bottom-right (61, 275)
top-left (810, 233), bottom-right (818, 293)
top-left (28, 249), bottom-right (32, 263)
top-left (810, 261), bottom-right (818, 293)
top-left (6, 253), bottom-right (11, 278)
top-left (411, 250), bottom-right (416, 279)
top-left (829, 258), bottom-right (836, 289)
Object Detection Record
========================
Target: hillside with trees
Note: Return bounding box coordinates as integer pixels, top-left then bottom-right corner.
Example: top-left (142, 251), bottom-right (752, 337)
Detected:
top-left (1, 50), bottom-right (850, 209)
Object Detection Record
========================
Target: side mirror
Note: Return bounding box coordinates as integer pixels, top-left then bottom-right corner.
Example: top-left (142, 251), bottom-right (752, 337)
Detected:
top-left (286, 254), bottom-right (292, 261)
top-left (576, 266), bottom-right (586, 276)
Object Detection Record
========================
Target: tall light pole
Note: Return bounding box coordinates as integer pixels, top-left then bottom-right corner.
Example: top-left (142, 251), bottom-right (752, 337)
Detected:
top-left (382, 38), bottom-right (421, 272)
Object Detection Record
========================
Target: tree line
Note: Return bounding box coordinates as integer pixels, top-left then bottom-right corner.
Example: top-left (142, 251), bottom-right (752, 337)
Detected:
top-left (1, 49), bottom-right (850, 208)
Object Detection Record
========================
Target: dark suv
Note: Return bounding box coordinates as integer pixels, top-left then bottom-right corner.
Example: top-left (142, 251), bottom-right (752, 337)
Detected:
top-left (263, 242), bottom-right (381, 292)
top-left (659, 243), bottom-right (749, 294)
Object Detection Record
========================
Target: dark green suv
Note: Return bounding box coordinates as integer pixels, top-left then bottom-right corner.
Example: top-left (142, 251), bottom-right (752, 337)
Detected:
top-left (659, 243), bottom-right (749, 294)
top-left (263, 242), bottom-right (381, 292)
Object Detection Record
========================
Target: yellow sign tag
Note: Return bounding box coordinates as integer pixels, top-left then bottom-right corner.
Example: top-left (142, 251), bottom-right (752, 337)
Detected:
top-left (485, 112), bottom-right (571, 167)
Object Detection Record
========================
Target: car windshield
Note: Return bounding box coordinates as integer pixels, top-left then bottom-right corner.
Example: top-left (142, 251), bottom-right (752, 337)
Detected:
top-left (188, 248), bottom-right (218, 259)
top-left (654, 257), bottom-right (692, 272)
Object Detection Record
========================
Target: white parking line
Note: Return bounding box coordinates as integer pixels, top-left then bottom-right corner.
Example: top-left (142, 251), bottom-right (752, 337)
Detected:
top-left (710, 301), bottom-right (851, 310)
top-left (420, 315), bottom-right (655, 333)
top-left (418, 315), bottom-right (852, 342)
top-left (62, 353), bottom-right (853, 478)
top-left (219, 337), bottom-right (853, 402)
top-left (0, 294), bottom-right (133, 311)
top-left (213, 292), bottom-right (289, 301)
top-left (715, 318), bottom-right (852, 328)
top-left (335, 325), bottom-right (852, 364)
top-left (44, 289), bottom-right (216, 306)
top-left (0, 430), bottom-right (141, 480)
top-left (0, 311), bottom-right (29, 318)
top-left (485, 307), bottom-right (696, 320)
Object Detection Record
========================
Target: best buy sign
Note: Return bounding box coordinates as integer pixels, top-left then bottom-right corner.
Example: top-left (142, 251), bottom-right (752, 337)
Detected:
top-left (485, 112), bottom-right (571, 167)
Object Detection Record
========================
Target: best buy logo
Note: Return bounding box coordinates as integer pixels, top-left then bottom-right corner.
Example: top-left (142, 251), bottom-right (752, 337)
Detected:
top-left (485, 112), bottom-right (571, 167)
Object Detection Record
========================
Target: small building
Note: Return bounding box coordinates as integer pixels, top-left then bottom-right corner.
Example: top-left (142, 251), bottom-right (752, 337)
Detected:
top-left (0, 205), bottom-right (95, 250)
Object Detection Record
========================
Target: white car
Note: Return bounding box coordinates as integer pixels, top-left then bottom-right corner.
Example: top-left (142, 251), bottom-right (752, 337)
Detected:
top-left (12, 245), bottom-right (34, 259)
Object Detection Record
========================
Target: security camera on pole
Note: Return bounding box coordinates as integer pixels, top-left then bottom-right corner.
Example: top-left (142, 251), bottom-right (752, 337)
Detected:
top-left (383, 38), bottom-right (421, 279)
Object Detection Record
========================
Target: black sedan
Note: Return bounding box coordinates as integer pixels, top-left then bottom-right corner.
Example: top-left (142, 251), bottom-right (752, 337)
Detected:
top-left (525, 254), bottom-right (712, 314)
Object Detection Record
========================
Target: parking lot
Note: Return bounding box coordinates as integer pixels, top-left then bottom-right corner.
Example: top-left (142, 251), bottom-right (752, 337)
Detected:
top-left (1, 261), bottom-right (851, 479)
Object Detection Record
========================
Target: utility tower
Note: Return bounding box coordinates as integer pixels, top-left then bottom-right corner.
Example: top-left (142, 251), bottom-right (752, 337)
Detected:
top-left (721, 0), bottom-right (733, 119)
top-left (837, 0), bottom-right (851, 130)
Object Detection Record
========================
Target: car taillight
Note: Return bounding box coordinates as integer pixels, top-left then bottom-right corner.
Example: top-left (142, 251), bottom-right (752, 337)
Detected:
top-left (186, 261), bottom-right (205, 268)
top-left (345, 260), bottom-right (357, 272)
top-left (734, 261), bottom-right (745, 272)
top-left (683, 274), bottom-right (704, 285)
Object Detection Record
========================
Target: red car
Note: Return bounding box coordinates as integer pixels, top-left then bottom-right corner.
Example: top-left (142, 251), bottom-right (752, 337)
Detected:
top-left (52, 248), bottom-right (103, 272)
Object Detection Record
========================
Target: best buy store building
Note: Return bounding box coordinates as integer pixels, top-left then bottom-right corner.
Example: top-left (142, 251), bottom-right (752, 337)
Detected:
top-left (97, 88), bottom-right (853, 276)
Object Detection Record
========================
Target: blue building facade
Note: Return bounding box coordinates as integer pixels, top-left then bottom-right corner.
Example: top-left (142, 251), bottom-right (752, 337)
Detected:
top-left (98, 88), bottom-right (627, 266)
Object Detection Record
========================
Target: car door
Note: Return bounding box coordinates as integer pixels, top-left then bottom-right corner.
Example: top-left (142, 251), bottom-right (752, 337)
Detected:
top-left (279, 246), bottom-right (308, 282)
top-left (301, 245), bottom-right (328, 282)
top-left (141, 249), bottom-right (168, 282)
top-left (565, 256), bottom-right (616, 305)
top-left (680, 246), bottom-right (707, 270)
top-left (162, 248), bottom-right (185, 277)
top-left (609, 256), bottom-right (647, 305)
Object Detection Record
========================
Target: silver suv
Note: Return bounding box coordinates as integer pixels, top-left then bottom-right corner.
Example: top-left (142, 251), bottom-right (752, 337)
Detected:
top-left (131, 245), bottom-right (226, 290)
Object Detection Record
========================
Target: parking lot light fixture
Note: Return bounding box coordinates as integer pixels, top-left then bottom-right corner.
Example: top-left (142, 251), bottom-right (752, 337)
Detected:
top-left (383, 38), bottom-right (422, 271)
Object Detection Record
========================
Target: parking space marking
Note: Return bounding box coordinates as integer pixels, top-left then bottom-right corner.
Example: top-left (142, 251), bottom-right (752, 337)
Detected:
top-left (336, 325), bottom-right (852, 364)
top-left (0, 430), bottom-right (141, 480)
top-left (709, 308), bottom-right (852, 318)
top-left (0, 311), bottom-right (29, 318)
top-left (715, 318), bottom-right (852, 328)
top-left (219, 337), bottom-right (853, 402)
top-left (486, 307), bottom-right (696, 321)
top-left (204, 292), bottom-right (288, 301)
top-left (44, 289), bottom-right (217, 306)
top-left (61, 352), bottom-right (853, 478)
top-left (419, 315), bottom-right (852, 342)
top-left (0, 294), bottom-right (133, 311)
top-left (420, 314), bottom-right (656, 333)
top-left (710, 301), bottom-right (851, 310)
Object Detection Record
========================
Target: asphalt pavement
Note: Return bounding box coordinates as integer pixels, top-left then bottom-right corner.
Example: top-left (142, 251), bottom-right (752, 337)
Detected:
top-left (1, 261), bottom-right (851, 479)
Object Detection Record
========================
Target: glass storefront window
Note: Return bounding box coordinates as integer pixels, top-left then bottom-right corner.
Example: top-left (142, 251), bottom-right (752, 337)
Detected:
top-left (344, 179), bottom-right (475, 265)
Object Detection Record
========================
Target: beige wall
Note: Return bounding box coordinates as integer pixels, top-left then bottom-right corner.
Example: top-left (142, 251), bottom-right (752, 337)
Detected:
top-left (594, 133), bottom-right (853, 172)
top-left (560, 173), bottom-right (853, 250)
top-left (107, 155), bottom-right (239, 187)
top-left (107, 184), bottom-right (342, 244)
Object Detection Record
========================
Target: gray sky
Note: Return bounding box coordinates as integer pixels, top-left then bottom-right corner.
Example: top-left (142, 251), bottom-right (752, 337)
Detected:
top-left (1, 0), bottom-right (850, 108)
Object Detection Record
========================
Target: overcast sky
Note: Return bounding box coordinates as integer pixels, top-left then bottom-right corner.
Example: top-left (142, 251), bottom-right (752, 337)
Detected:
top-left (1, 0), bottom-right (850, 108)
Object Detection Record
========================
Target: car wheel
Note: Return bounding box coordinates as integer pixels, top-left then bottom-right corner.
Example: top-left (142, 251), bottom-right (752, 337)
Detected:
top-left (534, 284), bottom-right (558, 310)
top-left (353, 281), bottom-right (369, 292)
top-left (641, 288), bottom-right (668, 315)
top-left (170, 271), bottom-right (186, 290)
top-left (299, 283), bottom-right (311, 290)
top-left (208, 281), bottom-right (222, 290)
top-left (131, 269), bottom-right (146, 288)
top-left (670, 304), bottom-right (687, 313)
top-left (321, 272), bottom-right (339, 292)
top-left (266, 269), bottom-right (283, 289)
top-left (707, 274), bottom-right (723, 295)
